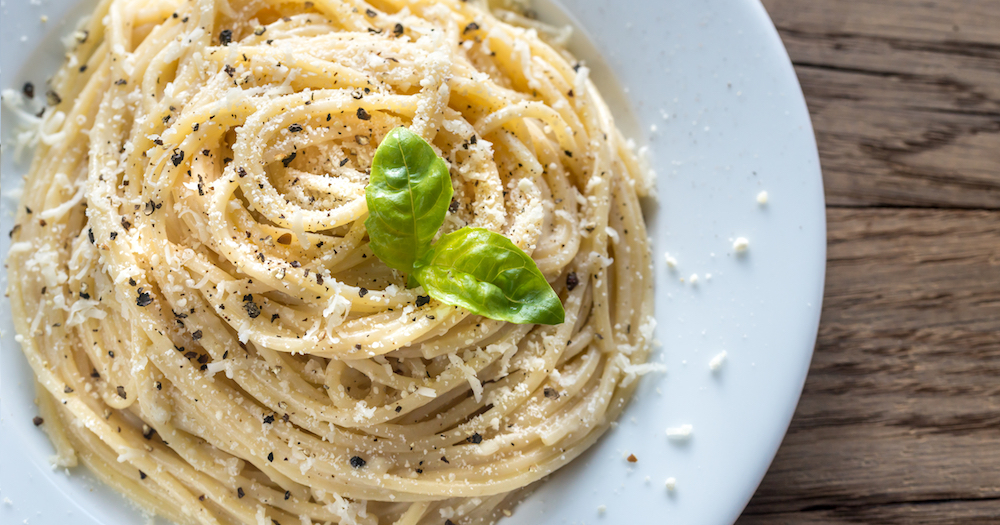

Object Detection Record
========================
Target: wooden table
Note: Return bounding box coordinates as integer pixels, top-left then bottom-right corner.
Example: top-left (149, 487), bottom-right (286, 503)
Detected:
top-left (736, 1), bottom-right (1000, 523)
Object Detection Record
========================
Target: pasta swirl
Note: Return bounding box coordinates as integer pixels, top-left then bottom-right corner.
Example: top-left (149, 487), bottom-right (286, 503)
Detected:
top-left (6, 0), bottom-right (655, 523)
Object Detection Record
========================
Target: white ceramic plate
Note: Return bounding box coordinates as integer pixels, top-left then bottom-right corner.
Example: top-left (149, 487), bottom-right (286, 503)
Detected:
top-left (0, 0), bottom-right (826, 524)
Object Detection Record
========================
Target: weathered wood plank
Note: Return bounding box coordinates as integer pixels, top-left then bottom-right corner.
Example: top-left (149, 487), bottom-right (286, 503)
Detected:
top-left (761, 0), bottom-right (1000, 45)
top-left (740, 498), bottom-right (1000, 525)
top-left (760, 0), bottom-right (1000, 208)
top-left (739, 208), bottom-right (1000, 522)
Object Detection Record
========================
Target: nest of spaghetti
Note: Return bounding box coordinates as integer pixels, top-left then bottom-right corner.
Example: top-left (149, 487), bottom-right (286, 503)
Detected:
top-left (7, 0), bottom-right (655, 524)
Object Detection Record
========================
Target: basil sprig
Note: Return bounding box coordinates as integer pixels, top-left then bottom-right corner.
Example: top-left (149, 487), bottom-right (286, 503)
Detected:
top-left (413, 228), bottom-right (565, 324)
top-left (364, 127), bottom-right (453, 275)
top-left (364, 127), bottom-right (565, 325)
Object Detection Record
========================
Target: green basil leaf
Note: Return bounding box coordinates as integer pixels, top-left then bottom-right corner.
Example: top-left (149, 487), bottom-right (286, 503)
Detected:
top-left (365, 127), bottom-right (453, 275)
top-left (414, 228), bottom-right (565, 325)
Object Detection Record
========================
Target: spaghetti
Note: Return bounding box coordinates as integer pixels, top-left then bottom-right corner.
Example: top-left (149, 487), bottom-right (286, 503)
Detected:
top-left (7, 0), bottom-right (656, 523)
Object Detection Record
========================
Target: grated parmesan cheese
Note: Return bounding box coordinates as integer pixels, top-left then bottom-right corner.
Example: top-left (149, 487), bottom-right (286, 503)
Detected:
top-left (733, 237), bottom-right (750, 253)
top-left (415, 387), bottom-right (437, 397)
top-left (666, 424), bottom-right (693, 441)
top-left (709, 351), bottom-right (727, 371)
top-left (664, 252), bottom-right (678, 269)
top-left (448, 353), bottom-right (484, 402)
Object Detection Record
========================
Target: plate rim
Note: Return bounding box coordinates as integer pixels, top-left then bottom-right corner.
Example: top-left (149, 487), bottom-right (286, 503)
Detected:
top-left (0, 0), bottom-right (826, 523)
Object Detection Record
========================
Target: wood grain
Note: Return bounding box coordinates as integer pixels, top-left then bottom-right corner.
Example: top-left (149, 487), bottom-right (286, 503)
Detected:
top-left (739, 1), bottom-right (1000, 523)
top-left (741, 209), bottom-right (1000, 523)
top-left (763, 0), bottom-right (1000, 209)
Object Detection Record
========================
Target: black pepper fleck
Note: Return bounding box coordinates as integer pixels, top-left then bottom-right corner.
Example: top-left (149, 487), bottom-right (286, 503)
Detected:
top-left (219, 29), bottom-right (233, 46)
top-left (33, 416), bottom-right (44, 426)
top-left (467, 432), bottom-right (483, 444)
top-left (566, 272), bottom-right (579, 291)
top-left (171, 149), bottom-right (185, 166)
top-left (244, 301), bottom-right (261, 319)
top-left (136, 290), bottom-right (152, 307)
top-left (282, 151), bottom-right (297, 167)
top-left (356, 107), bottom-right (371, 120)
top-left (22, 82), bottom-right (35, 99)
top-left (288, 123), bottom-right (303, 133)
top-left (415, 295), bottom-right (430, 307)
top-left (350, 456), bottom-right (366, 468)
